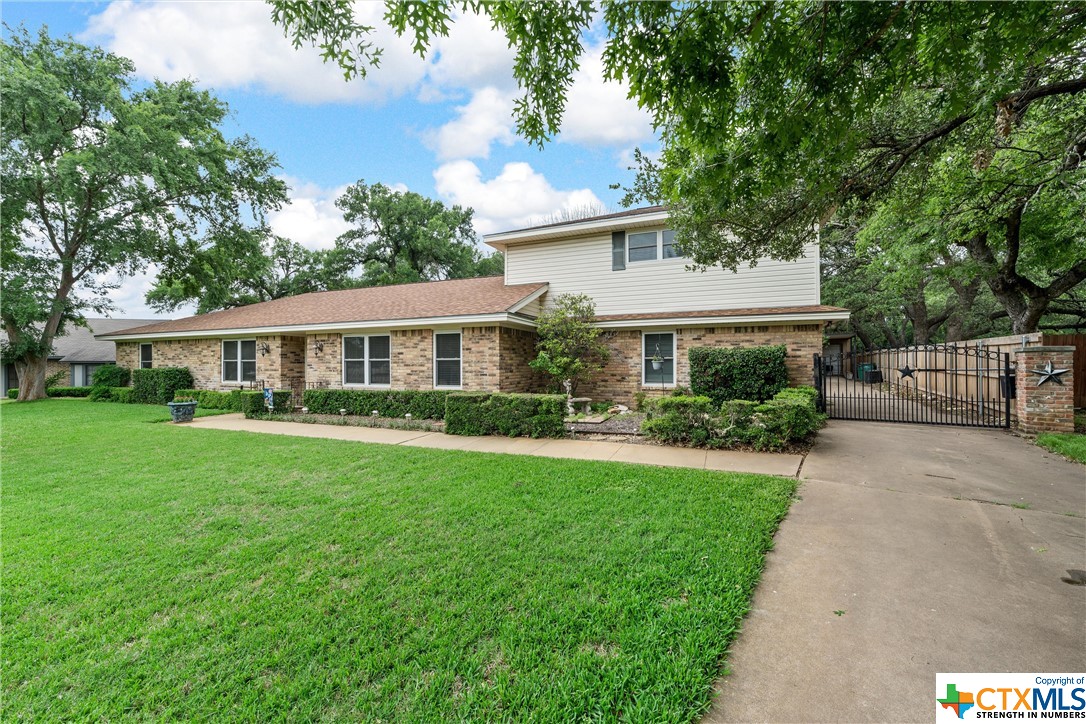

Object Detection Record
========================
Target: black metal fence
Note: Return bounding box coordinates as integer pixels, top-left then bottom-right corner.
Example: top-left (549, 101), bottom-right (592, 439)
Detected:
top-left (814, 344), bottom-right (1012, 428)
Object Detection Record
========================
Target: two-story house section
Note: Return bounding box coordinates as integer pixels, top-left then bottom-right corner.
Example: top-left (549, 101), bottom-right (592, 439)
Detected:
top-left (98, 206), bottom-right (849, 405)
top-left (486, 206), bottom-right (848, 402)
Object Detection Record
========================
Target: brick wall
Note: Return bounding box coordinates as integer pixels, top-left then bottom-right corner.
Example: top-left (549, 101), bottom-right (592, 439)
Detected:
top-left (46, 360), bottom-right (71, 384)
top-left (115, 341), bottom-right (139, 371)
top-left (463, 326), bottom-right (501, 391)
top-left (391, 329), bottom-right (433, 390)
top-left (305, 333), bottom-right (342, 388)
top-left (1015, 346), bottom-right (1075, 435)
top-left (580, 324), bottom-right (824, 406)
top-left (498, 327), bottom-right (542, 392)
top-left (117, 336), bottom-right (306, 390)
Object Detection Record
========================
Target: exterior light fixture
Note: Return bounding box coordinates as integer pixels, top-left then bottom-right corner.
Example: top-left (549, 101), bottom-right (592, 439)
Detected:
top-left (257, 341), bottom-right (270, 357)
top-left (312, 340), bottom-right (324, 354)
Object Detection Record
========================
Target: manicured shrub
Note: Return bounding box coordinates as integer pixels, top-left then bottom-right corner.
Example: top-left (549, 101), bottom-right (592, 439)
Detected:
top-left (689, 345), bottom-right (790, 404)
top-left (7, 389), bottom-right (16, 399)
top-left (110, 387), bottom-right (134, 404)
top-left (175, 389), bottom-right (244, 411)
top-left (641, 386), bottom-right (824, 449)
top-left (302, 389), bottom-right (450, 420)
top-left (641, 396), bottom-right (717, 446)
top-left (131, 367), bottom-right (195, 405)
top-left (241, 390), bottom-right (292, 418)
top-left (45, 387), bottom-right (93, 398)
top-left (445, 392), bottom-right (567, 438)
top-left (91, 364), bottom-right (130, 388)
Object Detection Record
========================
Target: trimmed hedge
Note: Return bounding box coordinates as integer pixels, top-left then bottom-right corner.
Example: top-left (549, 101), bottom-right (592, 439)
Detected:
top-left (689, 345), bottom-right (790, 404)
top-left (89, 386), bottom-right (135, 403)
top-left (174, 389), bottom-right (245, 411)
top-left (302, 389), bottom-right (449, 420)
top-left (643, 386), bottom-right (825, 450)
top-left (46, 387), bottom-right (94, 398)
top-left (91, 364), bottom-right (130, 388)
top-left (241, 390), bottom-right (293, 418)
top-left (445, 392), bottom-right (567, 438)
top-left (131, 367), bottom-right (195, 405)
top-left (7, 389), bottom-right (16, 399)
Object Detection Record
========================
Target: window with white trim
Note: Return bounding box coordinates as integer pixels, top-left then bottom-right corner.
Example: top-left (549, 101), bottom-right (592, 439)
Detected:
top-left (626, 229), bottom-right (684, 263)
top-left (140, 343), bottom-right (153, 369)
top-left (434, 332), bottom-right (461, 388)
top-left (222, 340), bottom-right (257, 383)
top-left (643, 332), bottom-right (675, 386)
top-left (343, 335), bottom-right (391, 386)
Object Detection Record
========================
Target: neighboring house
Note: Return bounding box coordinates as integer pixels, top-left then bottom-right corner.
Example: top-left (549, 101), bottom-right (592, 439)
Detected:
top-left (2, 318), bottom-right (161, 393)
top-left (97, 207), bottom-right (849, 405)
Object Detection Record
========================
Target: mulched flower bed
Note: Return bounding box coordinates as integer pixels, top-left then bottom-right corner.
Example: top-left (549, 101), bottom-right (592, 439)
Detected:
top-left (570, 412), bottom-right (645, 436)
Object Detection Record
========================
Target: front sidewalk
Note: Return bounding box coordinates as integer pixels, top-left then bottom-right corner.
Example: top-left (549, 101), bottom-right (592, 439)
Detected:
top-left (182, 413), bottom-right (803, 477)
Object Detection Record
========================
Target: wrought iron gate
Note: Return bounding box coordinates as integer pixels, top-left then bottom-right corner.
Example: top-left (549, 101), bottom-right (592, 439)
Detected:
top-left (814, 344), bottom-right (1013, 428)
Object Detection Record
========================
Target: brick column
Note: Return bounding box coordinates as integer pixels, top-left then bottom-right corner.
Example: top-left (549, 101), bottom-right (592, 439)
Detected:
top-left (1015, 346), bottom-right (1075, 435)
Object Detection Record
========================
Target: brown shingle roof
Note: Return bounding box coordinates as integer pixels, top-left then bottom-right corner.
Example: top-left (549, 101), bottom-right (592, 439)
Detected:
top-left (593, 305), bottom-right (849, 323)
top-left (104, 277), bottom-right (546, 337)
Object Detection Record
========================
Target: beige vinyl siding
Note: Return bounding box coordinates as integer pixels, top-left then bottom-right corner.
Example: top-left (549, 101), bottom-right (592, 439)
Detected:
top-left (515, 295), bottom-right (544, 319)
top-left (504, 228), bottom-right (821, 316)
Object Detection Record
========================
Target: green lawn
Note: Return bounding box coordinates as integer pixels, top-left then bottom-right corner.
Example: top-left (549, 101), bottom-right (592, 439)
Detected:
top-left (1037, 431), bottom-right (1086, 464)
top-left (2, 399), bottom-right (795, 721)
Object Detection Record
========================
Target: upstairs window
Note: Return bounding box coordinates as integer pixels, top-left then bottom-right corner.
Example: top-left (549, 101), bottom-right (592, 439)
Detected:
top-left (140, 343), bottom-right (153, 369)
top-left (434, 332), bottom-right (462, 388)
top-left (343, 335), bottom-right (391, 386)
top-left (625, 229), bottom-right (684, 264)
top-left (223, 340), bottom-right (257, 383)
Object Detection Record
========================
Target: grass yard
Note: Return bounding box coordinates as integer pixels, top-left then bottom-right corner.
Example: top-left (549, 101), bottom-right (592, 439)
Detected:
top-left (2, 400), bottom-right (796, 721)
top-left (1036, 431), bottom-right (1086, 464)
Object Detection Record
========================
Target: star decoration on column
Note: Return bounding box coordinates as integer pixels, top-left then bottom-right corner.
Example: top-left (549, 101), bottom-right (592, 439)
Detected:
top-left (1029, 360), bottom-right (1070, 386)
top-left (898, 364), bottom-right (916, 379)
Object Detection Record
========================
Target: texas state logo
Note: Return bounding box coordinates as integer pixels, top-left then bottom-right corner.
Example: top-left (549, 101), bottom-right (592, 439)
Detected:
top-left (936, 674), bottom-right (1086, 721)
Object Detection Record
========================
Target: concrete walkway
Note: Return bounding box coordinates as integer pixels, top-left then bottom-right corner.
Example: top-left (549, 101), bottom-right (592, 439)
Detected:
top-left (181, 413), bottom-right (803, 477)
top-left (707, 422), bottom-right (1086, 723)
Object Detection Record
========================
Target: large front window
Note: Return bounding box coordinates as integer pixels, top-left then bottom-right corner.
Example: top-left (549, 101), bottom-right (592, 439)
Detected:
top-left (343, 335), bottom-right (391, 386)
top-left (222, 340), bottom-right (256, 383)
top-left (434, 332), bottom-right (461, 388)
top-left (643, 332), bottom-right (675, 386)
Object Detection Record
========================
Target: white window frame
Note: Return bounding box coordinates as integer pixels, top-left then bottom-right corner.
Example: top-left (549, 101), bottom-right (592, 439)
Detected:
top-left (433, 330), bottom-right (463, 389)
top-left (222, 339), bottom-right (257, 383)
top-left (342, 334), bottom-right (392, 388)
top-left (627, 228), bottom-right (683, 264)
top-left (139, 343), bottom-right (153, 369)
top-left (641, 330), bottom-right (677, 388)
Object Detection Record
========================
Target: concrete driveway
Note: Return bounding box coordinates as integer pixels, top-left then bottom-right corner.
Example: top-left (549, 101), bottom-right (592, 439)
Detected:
top-left (707, 421), bottom-right (1086, 723)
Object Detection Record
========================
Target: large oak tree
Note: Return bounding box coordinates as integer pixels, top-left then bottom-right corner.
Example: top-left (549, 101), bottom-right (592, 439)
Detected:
top-left (269, 1), bottom-right (1086, 334)
top-left (1, 28), bottom-right (287, 400)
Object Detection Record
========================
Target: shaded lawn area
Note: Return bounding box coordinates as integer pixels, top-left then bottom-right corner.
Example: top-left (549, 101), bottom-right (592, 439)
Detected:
top-left (2, 400), bottom-right (795, 721)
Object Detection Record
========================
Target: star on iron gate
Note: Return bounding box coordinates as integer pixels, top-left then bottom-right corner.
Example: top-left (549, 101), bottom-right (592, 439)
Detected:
top-left (898, 364), bottom-right (916, 379)
top-left (1028, 360), bottom-right (1070, 386)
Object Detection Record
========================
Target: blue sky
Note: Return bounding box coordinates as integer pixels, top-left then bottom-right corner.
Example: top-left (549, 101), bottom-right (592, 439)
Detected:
top-left (6, 1), bottom-right (659, 317)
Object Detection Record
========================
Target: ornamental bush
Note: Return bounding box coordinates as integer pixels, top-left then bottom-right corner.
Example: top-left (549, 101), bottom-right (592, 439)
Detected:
top-left (7, 389), bottom-right (16, 399)
top-left (241, 390), bottom-right (292, 418)
top-left (91, 364), bottom-right (130, 388)
top-left (302, 389), bottom-right (449, 419)
top-left (642, 386), bottom-right (824, 449)
top-left (45, 386), bottom-right (93, 398)
top-left (688, 345), bottom-right (790, 404)
top-left (445, 392), bottom-right (567, 438)
top-left (175, 389), bottom-right (244, 411)
top-left (131, 368), bottom-right (194, 405)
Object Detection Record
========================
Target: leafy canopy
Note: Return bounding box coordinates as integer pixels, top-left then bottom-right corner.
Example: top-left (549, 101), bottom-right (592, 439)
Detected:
top-left (1, 27), bottom-right (286, 398)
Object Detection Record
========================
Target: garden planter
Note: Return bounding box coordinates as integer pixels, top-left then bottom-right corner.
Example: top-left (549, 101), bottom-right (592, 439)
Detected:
top-left (651, 359), bottom-right (663, 371)
top-left (167, 401), bottom-right (197, 423)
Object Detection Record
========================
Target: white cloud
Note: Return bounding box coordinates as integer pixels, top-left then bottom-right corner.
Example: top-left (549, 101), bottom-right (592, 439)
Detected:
top-left (269, 178), bottom-right (354, 250)
top-left (421, 10), bottom-right (517, 96)
top-left (560, 43), bottom-right (655, 146)
top-left (428, 87), bottom-right (517, 161)
top-left (102, 266), bottom-right (193, 319)
top-left (85, 1), bottom-right (427, 104)
top-left (433, 160), bottom-right (602, 235)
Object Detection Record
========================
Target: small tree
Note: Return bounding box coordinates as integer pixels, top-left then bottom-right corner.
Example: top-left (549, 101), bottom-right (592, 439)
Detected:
top-left (529, 294), bottom-right (610, 397)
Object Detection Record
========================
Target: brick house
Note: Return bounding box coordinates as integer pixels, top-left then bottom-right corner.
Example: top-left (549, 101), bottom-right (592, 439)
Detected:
top-left (97, 207), bottom-right (849, 405)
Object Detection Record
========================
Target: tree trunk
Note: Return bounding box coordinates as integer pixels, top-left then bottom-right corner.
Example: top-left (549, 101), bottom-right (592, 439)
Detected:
top-left (15, 356), bottom-right (48, 401)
